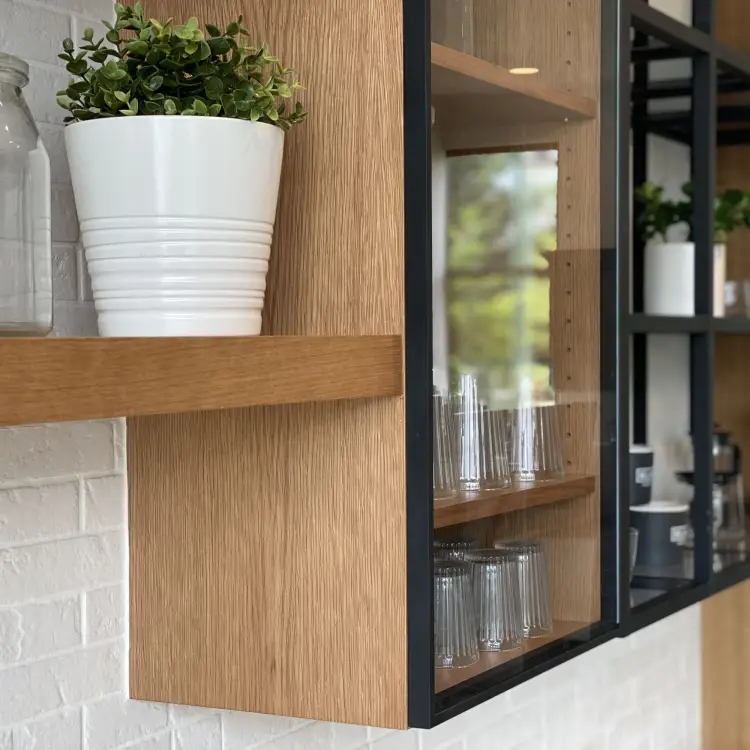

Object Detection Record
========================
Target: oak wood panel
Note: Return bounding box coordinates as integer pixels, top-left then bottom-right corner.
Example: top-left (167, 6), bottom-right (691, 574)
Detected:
top-left (138, 0), bottom-right (407, 728)
top-left (434, 620), bottom-right (590, 692)
top-left (431, 43), bottom-right (596, 128)
top-left (715, 146), bottom-right (750, 507)
top-left (129, 402), bottom-right (406, 726)
top-left (472, 0), bottom-right (599, 99)
top-left (434, 475), bottom-right (596, 528)
top-left (0, 336), bottom-right (402, 426)
top-left (702, 581), bottom-right (750, 750)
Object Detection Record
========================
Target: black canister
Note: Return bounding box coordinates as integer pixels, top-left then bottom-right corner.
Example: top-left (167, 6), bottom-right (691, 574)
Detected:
top-left (630, 503), bottom-right (689, 578)
top-left (629, 445), bottom-right (653, 506)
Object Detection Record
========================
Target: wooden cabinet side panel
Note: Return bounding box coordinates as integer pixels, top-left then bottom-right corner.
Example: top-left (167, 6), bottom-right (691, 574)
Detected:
top-left (702, 583), bottom-right (750, 750)
top-left (129, 402), bottom-right (407, 727)
top-left (133, 0), bottom-right (407, 729)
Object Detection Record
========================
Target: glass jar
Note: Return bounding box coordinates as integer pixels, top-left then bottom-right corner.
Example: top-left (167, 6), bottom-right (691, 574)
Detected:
top-left (0, 52), bottom-right (52, 336)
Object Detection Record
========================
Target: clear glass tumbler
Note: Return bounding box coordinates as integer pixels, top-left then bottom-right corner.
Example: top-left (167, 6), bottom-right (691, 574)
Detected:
top-left (433, 389), bottom-right (458, 499)
top-left (508, 404), bottom-right (565, 483)
top-left (495, 540), bottom-right (552, 637)
top-left (434, 560), bottom-right (479, 668)
top-left (434, 538), bottom-right (476, 561)
top-left (466, 549), bottom-right (524, 652)
top-left (0, 52), bottom-right (52, 335)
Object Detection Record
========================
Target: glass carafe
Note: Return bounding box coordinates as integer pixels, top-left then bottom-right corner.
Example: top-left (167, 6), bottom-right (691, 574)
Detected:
top-left (0, 52), bottom-right (52, 335)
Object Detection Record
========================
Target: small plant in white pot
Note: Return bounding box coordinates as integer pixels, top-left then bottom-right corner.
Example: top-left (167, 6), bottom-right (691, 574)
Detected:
top-left (57, 2), bottom-right (306, 336)
top-left (636, 182), bottom-right (750, 317)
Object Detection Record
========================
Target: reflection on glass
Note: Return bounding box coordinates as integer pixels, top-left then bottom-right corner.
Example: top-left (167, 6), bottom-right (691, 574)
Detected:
top-left (431, 0), bottom-right (474, 54)
top-left (433, 150), bottom-right (558, 408)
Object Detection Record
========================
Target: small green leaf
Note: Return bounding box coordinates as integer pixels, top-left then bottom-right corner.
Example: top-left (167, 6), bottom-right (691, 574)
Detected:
top-left (128, 98), bottom-right (139, 113)
top-left (204, 76), bottom-right (223, 100)
top-left (83, 27), bottom-right (94, 42)
top-left (180, 108), bottom-right (195, 116)
top-left (56, 94), bottom-right (74, 110)
top-left (147, 74), bottom-right (163, 91)
top-left (186, 16), bottom-right (199, 29)
top-left (226, 21), bottom-right (239, 35)
top-left (63, 38), bottom-right (75, 52)
top-left (114, 90), bottom-right (130, 102)
top-left (205, 24), bottom-right (221, 37)
top-left (250, 107), bottom-right (261, 122)
top-left (134, 0), bottom-right (143, 17)
top-left (164, 99), bottom-right (177, 114)
top-left (71, 108), bottom-right (98, 120)
top-left (106, 29), bottom-right (120, 44)
top-left (193, 98), bottom-right (208, 115)
top-left (173, 25), bottom-right (194, 40)
top-left (66, 59), bottom-right (88, 76)
top-left (101, 61), bottom-right (127, 80)
top-left (127, 40), bottom-right (149, 56)
top-left (208, 102), bottom-right (221, 116)
top-left (185, 42), bottom-right (198, 55)
top-left (206, 37), bottom-right (231, 55)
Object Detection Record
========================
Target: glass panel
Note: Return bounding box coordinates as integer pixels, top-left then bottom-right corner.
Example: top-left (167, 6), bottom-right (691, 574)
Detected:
top-left (431, 136), bottom-right (605, 700)
top-left (628, 333), bottom-right (695, 610)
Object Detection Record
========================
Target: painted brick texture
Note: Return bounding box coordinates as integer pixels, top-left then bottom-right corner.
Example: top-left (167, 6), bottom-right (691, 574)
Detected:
top-left (0, 0), bottom-right (702, 747)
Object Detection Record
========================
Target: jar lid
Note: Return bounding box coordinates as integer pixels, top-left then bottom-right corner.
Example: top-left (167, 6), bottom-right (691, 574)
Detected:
top-left (0, 52), bottom-right (30, 86)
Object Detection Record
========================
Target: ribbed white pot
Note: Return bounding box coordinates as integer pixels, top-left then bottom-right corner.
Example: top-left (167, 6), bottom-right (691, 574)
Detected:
top-left (644, 242), bottom-right (726, 317)
top-left (65, 116), bottom-right (284, 336)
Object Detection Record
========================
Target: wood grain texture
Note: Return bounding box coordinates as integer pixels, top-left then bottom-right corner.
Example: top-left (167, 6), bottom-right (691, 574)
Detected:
top-left (472, 0), bottom-right (599, 99)
top-left (434, 475), bottom-right (596, 529)
top-left (0, 336), bottom-right (402, 426)
top-left (431, 43), bottom-right (596, 131)
top-left (129, 402), bottom-right (406, 727)
top-left (434, 620), bottom-right (590, 692)
top-left (702, 581), bottom-right (750, 750)
top-left (135, 0), bottom-right (407, 728)
top-left (715, 145), bottom-right (750, 507)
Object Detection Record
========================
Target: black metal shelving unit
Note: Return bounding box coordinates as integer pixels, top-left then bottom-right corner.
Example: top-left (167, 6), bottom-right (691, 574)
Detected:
top-left (623, 0), bottom-right (750, 635)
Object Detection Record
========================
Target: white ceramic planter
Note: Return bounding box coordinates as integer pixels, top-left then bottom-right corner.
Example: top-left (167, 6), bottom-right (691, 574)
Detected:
top-left (65, 116), bottom-right (284, 336)
top-left (644, 242), bottom-right (726, 317)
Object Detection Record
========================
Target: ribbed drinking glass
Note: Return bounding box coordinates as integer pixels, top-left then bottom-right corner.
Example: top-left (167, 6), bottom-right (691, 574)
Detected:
top-left (434, 560), bottom-right (479, 668)
top-left (466, 549), bottom-right (524, 652)
top-left (495, 540), bottom-right (552, 637)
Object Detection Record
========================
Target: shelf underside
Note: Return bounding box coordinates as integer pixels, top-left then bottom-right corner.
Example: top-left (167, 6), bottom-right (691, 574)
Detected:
top-left (0, 335), bottom-right (403, 426)
top-left (435, 620), bottom-right (589, 693)
top-left (434, 475), bottom-right (596, 528)
top-left (431, 43), bottom-right (597, 133)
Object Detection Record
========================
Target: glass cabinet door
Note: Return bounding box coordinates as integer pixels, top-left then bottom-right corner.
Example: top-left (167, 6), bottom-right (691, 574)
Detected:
top-left (427, 0), bottom-right (618, 716)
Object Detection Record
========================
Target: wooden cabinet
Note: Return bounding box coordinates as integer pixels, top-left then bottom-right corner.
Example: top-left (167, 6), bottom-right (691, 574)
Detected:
top-left (6, 0), bottom-right (750, 733)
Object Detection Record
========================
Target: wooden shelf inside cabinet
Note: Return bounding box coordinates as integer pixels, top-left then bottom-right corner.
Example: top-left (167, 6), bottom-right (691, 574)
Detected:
top-left (0, 335), bottom-right (402, 427)
top-left (434, 475), bottom-right (597, 529)
top-left (431, 43), bottom-right (597, 130)
top-left (435, 620), bottom-right (590, 693)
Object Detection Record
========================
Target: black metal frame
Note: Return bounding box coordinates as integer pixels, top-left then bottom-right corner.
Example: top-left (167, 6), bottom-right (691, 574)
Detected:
top-left (623, 0), bottom-right (750, 636)
top-left (405, 0), bottom-right (750, 729)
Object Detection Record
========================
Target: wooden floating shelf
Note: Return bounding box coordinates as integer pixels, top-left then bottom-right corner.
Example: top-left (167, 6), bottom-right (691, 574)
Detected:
top-left (431, 43), bottom-right (597, 129)
top-left (0, 335), bottom-right (402, 427)
top-left (434, 475), bottom-right (597, 529)
top-left (435, 620), bottom-right (590, 693)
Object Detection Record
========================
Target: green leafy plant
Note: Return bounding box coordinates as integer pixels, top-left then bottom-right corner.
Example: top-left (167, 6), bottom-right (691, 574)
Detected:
top-left (56, 1), bottom-right (306, 128)
top-left (636, 181), bottom-right (750, 243)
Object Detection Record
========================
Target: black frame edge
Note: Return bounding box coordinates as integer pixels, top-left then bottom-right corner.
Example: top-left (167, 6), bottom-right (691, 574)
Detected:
top-left (404, 0), bottom-right (435, 729)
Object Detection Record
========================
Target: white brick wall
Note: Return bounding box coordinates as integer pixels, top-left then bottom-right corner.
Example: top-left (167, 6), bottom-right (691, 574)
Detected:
top-left (0, 0), bottom-right (703, 747)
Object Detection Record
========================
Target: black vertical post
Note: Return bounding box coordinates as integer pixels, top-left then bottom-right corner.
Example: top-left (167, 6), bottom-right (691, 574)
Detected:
top-left (404, 0), bottom-right (434, 728)
top-left (617, 0), bottom-right (633, 621)
top-left (690, 39), bottom-right (716, 585)
top-left (632, 32), bottom-right (649, 447)
top-left (600, 0), bottom-right (623, 626)
top-left (692, 0), bottom-right (715, 35)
